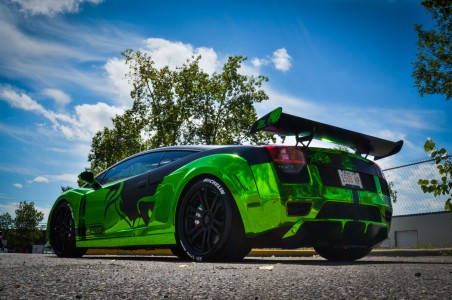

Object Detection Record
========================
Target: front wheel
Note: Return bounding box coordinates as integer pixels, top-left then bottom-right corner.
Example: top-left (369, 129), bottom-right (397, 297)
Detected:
top-left (50, 202), bottom-right (86, 258)
top-left (176, 177), bottom-right (250, 262)
top-left (314, 246), bottom-right (371, 261)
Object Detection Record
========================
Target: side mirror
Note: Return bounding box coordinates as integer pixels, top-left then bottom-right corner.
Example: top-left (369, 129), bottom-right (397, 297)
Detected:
top-left (78, 171), bottom-right (102, 190)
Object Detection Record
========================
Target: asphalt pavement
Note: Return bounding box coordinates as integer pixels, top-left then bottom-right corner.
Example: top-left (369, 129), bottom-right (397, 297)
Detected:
top-left (1, 253), bottom-right (451, 299)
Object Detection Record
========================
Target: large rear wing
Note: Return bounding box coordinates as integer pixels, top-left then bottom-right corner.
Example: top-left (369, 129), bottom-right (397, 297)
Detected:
top-left (250, 107), bottom-right (403, 160)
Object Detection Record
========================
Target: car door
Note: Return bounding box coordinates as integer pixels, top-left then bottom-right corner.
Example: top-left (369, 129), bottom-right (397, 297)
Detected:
top-left (82, 152), bottom-right (165, 240)
top-left (131, 150), bottom-right (199, 235)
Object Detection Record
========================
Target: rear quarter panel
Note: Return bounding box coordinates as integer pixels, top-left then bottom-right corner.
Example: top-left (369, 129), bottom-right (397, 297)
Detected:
top-left (154, 153), bottom-right (277, 238)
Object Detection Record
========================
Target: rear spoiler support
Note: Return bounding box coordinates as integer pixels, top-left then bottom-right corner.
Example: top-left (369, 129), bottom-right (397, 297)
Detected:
top-left (295, 129), bottom-right (315, 147)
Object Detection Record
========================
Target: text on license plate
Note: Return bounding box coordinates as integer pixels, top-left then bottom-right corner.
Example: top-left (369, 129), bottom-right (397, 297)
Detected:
top-left (338, 170), bottom-right (363, 189)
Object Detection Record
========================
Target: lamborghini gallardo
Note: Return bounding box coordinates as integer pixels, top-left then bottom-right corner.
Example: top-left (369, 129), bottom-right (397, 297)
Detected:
top-left (47, 107), bottom-right (403, 261)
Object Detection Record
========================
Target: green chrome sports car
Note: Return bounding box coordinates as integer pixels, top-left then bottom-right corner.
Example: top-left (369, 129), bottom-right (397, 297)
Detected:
top-left (47, 107), bottom-right (403, 261)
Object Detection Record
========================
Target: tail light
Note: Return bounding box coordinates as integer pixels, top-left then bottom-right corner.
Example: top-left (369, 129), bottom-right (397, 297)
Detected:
top-left (373, 162), bottom-right (385, 179)
top-left (265, 146), bottom-right (306, 174)
top-left (373, 161), bottom-right (391, 196)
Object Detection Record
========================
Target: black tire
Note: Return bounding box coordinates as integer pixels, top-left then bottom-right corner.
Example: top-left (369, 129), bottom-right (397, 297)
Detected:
top-left (176, 177), bottom-right (250, 262)
top-left (314, 246), bottom-right (372, 261)
top-left (50, 202), bottom-right (87, 258)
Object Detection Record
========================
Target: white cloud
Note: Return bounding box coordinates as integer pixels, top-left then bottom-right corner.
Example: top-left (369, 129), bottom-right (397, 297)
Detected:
top-left (31, 176), bottom-right (49, 183)
top-left (143, 38), bottom-right (219, 73)
top-left (0, 4), bottom-right (141, 105)
top-left (272, 48), bottom-right (292, 72)
top-left (0, 86), bottom-right (124, 141)
top-left (75, 102), bottom-right (122, 134)
top-left (195, 47), bottom-right (219, 74)
top-left (29, 173), bottom-right (78, 184)
top-left (104, 57), bottom-right (133, 105)
top-left (103, 39), bottom-right (222, 105)
top-left (251, 48), bottom-right (292, 72)
top-left (0, 11), bottom-right (93, 61)
top-left (251, 57), bottom-right (270, 68)
top-left (10, 0), bottom-right (103, 16)
top-left (0, 87), bottom-right (48, 115)
top-left (144, 38), bottom-right (196, 69)
top-left (42, 88), bottom-right (71, 109)
top-left (13, 183), bottom-right (23, 188)
top-left (0, 202), bottom-right (20, 216)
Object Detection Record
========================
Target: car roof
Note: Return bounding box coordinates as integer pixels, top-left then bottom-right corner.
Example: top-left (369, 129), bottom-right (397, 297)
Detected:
top-left (106, 145), bottom-right (257, 170)
top-left (136, 144), bottom-right (245, 155)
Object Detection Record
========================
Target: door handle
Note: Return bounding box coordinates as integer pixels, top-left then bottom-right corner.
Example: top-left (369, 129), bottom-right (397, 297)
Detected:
top-left (135, 180), bottom-right (147, 189)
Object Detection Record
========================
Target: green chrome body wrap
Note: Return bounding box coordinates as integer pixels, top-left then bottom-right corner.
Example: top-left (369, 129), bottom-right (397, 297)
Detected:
top-left (47, 148), bottom-right (392, 251)
top-left (247, 148), bottom-right (392, 248)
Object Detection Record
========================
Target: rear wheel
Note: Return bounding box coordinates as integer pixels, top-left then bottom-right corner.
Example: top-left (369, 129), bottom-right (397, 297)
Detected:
top-left (314, 246), bottom-right (371, 261)
top-left (176, 177), bottom-right (250, 262)
top-left (50, 202), bottom-right (86, 258)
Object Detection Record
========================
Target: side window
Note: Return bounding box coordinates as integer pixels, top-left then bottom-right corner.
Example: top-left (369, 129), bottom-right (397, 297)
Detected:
top-left (101, 152), bottom-right (165, 184)
top-left (159, 151), bottom-right (196, 166)
top-left (95, 171), bottom-right (107, 183)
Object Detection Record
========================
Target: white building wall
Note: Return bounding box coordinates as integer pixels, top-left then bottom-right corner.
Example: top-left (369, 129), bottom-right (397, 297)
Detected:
top-left (380, 212), bottom-right (452, 248)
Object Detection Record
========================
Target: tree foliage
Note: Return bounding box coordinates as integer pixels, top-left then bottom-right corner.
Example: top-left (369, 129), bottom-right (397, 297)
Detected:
top-left (418, 139), bottom-right (452, 211)
top-left (0, 212), bottom-right (13, 235)
top-left (388, 182), bottom-right (398, 204)
top-left (60, 185), bottom-right (73, 193)
top-left (6, 202), bottom-right (45, 249)
top-left (413, 0), bottom-right (451, 100)
top-left (413, 2), bottom-right (452, 211)
top-left (88, 52), bottom-right (274, 174)
top-left (88, 109), bottom-right (145, 174)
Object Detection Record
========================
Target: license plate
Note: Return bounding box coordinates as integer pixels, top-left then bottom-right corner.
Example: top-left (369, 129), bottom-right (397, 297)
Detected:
top-left (338, 170), bottom-right (363, 189)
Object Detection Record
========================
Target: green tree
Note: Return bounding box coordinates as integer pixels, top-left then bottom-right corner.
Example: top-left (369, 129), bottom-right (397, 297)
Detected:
top-left (418, 139), bottom-right (452, 211)
top-left (9, 202), bottom-right (44, 249)
top-left (333, 145), bottom-right (352, 153)
top-left (88, 52), bottom-right (274, 174)
top-left (88, 109), bottom-right (145, 175)
top-left (413, 1), bottom-right (452, 210)
top-left (0, 212), bottom-right (13, 236)
top-left (413, 0), bottom-right (451, 100)
top-left (388, 182), bottom-right (398, 204)
top-left (60, 185), bottom-right (73, 193)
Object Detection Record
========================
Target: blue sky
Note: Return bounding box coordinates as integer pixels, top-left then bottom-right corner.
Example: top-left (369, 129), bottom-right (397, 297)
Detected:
top-left (0, 0), bottom-right (450, 221)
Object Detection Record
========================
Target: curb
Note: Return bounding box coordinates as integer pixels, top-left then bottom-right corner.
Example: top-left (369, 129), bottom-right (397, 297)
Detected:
top-left (86, 249), bottom-right (317, 257)
top-left (86, 248), bottom-right (451, 257)
top-left (369, 248), bottom-right (450, 257)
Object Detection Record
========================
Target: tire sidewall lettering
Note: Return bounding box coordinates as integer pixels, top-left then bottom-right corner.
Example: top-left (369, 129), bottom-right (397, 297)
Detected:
top-left (202, 178), bottom-right (225, 195)
top-left (180, 240), bottom-right (203, 261)
top-left (179, 177), bottom-right (229, 261)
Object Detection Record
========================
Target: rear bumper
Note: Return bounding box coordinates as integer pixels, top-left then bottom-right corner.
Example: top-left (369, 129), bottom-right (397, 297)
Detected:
top-left (286, 220), bottom-right (388, 248)
top-left (250, 220), bottom-right (388, 249)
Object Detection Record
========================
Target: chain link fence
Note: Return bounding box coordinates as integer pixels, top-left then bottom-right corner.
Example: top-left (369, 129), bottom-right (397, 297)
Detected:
top-left (382, 157), bottom-right (450, 216)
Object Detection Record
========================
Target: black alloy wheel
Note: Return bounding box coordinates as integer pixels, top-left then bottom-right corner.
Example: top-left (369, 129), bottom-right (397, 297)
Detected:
top-left (177, 177), bottom-right (250, 262)
top-left (51, 202), bottom-right (86, 258)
